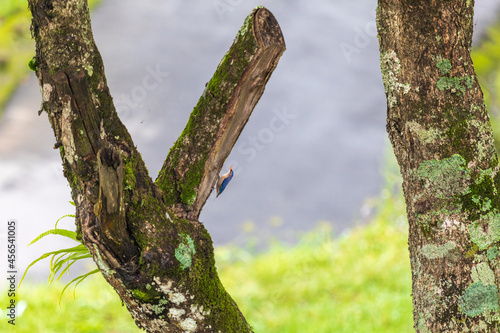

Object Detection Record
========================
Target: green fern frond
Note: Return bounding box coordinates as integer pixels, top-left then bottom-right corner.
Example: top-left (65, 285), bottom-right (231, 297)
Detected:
top-left (54, 214), bottom-right (76, 229)
top-left (28, 228), bottom-right (78, 246)
top-left (19, 210), bottom-right (99, 305)
top-left (20, 244), bottom-right (89, 288)
top-left (56, 259), bottom-right (82, 283)
top-left (51, 252), bottom-right (92, 284)
top-left (59, 269), bottom-right (100, 306)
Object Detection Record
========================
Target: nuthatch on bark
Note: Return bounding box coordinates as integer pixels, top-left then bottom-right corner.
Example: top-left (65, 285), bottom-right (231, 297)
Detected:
top-left (216, 166), bottom-right (233, 197)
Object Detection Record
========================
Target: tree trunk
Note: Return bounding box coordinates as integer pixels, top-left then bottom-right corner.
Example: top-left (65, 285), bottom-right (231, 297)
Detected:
top-left (377, 0), bottom-right (500, 331)
top-left (28, 1), bottom-right (285, 332)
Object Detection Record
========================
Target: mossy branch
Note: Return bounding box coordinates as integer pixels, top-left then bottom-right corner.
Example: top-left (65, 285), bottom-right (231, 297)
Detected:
top-left (28, 1), bottom-right (284, 331)
top-left (155, 7), bottom-right (286, 219)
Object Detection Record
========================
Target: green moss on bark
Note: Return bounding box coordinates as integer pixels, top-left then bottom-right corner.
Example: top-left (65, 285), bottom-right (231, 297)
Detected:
top-left (28, 56), bottom-right (38, 71)
top-left (123, 157), bottom-right (137, 191)
top-left (155, 9), bottom-right (258, 210)
top-left (460, 169), bottom-right (498, 220)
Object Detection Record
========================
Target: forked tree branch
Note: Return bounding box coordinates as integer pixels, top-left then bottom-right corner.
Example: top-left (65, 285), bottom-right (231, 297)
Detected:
top-left (156, 7), bottom-right (286, 219)
top-left (28, 1), bottom-right (285, 331)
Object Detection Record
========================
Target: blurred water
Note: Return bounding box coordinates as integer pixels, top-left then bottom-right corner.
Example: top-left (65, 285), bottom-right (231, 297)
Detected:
top-left (0, 0), bottom-right (499, 281)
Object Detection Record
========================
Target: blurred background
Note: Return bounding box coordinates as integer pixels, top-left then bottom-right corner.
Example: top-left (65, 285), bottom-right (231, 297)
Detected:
top-left (1, 0), bottom-right (500, 332)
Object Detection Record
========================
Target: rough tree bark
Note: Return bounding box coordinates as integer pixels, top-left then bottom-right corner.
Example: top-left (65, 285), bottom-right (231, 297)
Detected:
top-left (377, 0), bottom-right (500, 331)
top-left (28, 1), bottom-right (285, 332)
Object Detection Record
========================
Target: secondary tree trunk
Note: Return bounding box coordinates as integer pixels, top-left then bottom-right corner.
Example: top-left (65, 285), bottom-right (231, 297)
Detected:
top-left (28, 1), bottom-right (285, 332)
top-left (377, 0), bottom-right (500, 331)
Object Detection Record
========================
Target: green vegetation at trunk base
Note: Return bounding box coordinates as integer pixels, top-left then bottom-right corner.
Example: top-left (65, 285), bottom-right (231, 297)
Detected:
top-left (3, 217), bottom-right (413, 332)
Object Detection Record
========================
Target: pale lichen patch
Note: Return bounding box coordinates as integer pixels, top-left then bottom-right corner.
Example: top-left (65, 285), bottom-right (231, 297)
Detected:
top-left (469, 214), bottom-right (500, 250)
top-left (169, 292), bottom-right (187, 305)
top-left (407, 121), bottom-right (443, 145)
top-left (42, 83), bottom-right (53, 102)
top-left (180, 318), bottom-right (197, 332)
top-left (90, 244), bottom-right (115, 278)
top-left (459, 282), bottom-right (499, 317)
top-left (487, 247), bottom-right (498, 261)
top-left (168, 308), bottom-right (186, 321)
top-left (441, 218), bottom-right (460, 230)
top-left (380, 50), bottom-right (411, 107)
top-left (83, 63), bottom-right (93, 76)
top-left (469, 119), bottom-right (496, 165)
top-left (416, 312), bottom-right (432, 333)
top-left (414, 154), bottom-right (470, 198)
top-left (61, 100), bottom-right (77, 166)
top-left (166, 211), bottom-right (173, 223)
top-left (175, 233), bottom-right (196, 270)
top-left (164, 298), bottom-right (208, 333)
top-left (149, 277), bottom-right (208, 330)
top-left (153, 276), bottom-right (173, 294)
top-left (190, 304), bottom-right (210, 321)
top-left (421, 241), bottom-right (456, 259)
top-left (471, 262), bottom-right (496, 285)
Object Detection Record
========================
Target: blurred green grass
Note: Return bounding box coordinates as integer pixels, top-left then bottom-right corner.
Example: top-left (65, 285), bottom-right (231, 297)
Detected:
top-left (0, 216), bottom-right (412, 333)
top-left (0, 0), bottom-right (33, 116)
top-left (0, 152), bottom-right (412, 332)
top-left (218, 196), bottom-right (412, 331)
top-left (1, 4), bottom-right (500, 333)
top-left (472, 18), bottom-right (500, 155)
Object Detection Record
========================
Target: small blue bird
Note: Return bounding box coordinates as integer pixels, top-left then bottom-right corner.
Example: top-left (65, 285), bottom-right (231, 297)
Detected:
top-left (216, 166), bottom-right (233, 197)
